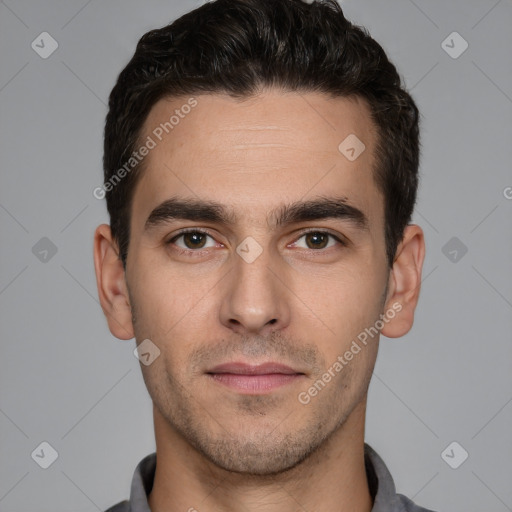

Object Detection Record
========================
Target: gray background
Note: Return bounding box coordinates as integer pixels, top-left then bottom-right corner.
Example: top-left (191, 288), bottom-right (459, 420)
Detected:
top-left (1, 0), bottom-right (511, 510)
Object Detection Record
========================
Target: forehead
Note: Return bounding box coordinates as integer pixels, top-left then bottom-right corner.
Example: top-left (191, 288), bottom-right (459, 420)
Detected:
top-left (132, 90), bottom-right (382, 232)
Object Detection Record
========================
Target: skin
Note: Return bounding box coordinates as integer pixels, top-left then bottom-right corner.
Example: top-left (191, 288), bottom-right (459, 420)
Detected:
top-left (94, 89), bottom-right (425, 512)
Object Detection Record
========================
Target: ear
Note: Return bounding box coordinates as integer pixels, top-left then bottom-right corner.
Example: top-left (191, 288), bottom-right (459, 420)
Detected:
top-left (380, 224), bottom-right (425, 338)
top-left (93, 224), bottom-right (134, 340)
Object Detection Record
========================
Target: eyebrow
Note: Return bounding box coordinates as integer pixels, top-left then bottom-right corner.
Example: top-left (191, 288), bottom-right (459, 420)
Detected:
top-left (144, 196), bottom-right (369, 233)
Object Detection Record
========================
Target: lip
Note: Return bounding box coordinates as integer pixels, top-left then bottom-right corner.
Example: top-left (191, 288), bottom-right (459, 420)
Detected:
top-left (207, 362), bottom-right (301, 375)
top-left (206, 362), bottom-right (305, 394)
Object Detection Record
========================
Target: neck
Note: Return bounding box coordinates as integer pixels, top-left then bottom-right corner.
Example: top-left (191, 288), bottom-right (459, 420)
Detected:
top-left (148, 401), bottom-right (373, 512)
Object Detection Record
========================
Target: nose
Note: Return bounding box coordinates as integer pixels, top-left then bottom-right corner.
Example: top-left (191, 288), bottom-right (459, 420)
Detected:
top-left (219, 246), bottom-right (291, 335)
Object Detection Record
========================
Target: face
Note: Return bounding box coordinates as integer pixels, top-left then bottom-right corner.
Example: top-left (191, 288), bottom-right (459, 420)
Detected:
top-left (110, 90), bottom-right (396, 475)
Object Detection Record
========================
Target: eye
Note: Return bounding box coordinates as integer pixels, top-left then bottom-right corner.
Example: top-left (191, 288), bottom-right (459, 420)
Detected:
top-left (167, 229), bottom-right (218, 251)
top-left (292, 231), bottom-right (344, 250)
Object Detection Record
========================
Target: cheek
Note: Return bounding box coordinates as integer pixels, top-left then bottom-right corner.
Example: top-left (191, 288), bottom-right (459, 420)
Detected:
top-left (290, 267), bottom-right (384, 386)
top-left (129, 260), bottom-right (208, 336)
top-left (129, 277), bottom-right (220, 384)
top-left (293, 263), bottom-right (382, 336)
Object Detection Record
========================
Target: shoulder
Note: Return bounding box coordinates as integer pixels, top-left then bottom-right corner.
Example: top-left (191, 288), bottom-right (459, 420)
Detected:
top-left (364, 443), bottom-right (439, 512)
top-left (396, 493), bottom-right (439, 512)
top-left (103, 500), bottom-right (129, 512)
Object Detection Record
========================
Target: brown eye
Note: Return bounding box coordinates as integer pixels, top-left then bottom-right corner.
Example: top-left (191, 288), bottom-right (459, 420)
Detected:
top-left (304, 232), bottom-right (329, 249)
top-left (291, 231), bottom-right (344, 251)
top-left (182, 232), bottom-right (207, 249)
top-left (167, 230), bottom-right (217, 251)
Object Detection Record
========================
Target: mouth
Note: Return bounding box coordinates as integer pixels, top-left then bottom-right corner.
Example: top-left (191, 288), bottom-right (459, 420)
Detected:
top-left (206, 362), bottom-right (306, 394)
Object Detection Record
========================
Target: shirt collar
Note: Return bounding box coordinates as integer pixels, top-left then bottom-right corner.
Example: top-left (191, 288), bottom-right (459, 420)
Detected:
top-left (127, 443), bottom-right (402, 512)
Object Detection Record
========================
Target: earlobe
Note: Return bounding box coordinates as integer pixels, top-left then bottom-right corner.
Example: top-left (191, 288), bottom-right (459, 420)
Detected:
top-left (380, 224), bottom-right (425, 339)
top-left (93, 224), bottom-right (134, 340)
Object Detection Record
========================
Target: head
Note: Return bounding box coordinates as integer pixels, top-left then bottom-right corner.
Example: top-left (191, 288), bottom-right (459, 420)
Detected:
top-left (94, 0), bottom-right (424, 476)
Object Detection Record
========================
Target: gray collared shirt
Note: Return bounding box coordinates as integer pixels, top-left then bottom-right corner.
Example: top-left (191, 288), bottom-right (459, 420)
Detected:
top-left (105, 443), bottom-right (437, 512)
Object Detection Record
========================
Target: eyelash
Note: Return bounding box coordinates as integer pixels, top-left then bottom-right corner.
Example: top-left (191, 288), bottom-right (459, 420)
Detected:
top-left (165, 228), bottom-right (346, 256)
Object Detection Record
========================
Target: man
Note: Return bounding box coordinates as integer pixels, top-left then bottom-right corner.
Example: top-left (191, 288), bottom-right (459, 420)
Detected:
top-left (94, 0), bottom-right (433, 510)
